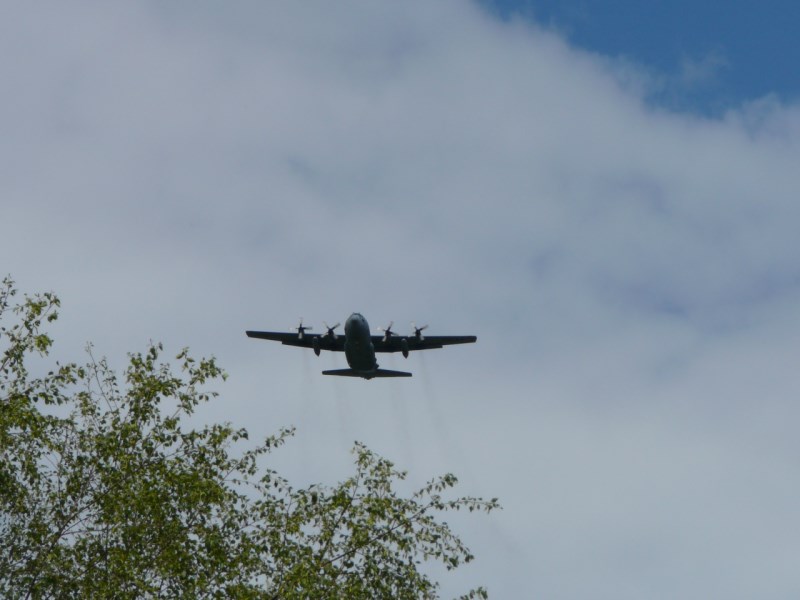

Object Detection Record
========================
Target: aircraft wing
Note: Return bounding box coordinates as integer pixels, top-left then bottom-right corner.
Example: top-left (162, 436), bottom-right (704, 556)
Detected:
top-left (371, 334), bottom-right (477, 353)
top-left (245, 331), bottom-right (345, 352)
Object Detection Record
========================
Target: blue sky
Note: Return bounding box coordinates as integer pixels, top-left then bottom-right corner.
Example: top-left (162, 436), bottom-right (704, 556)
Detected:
top-left (481, 0), bottom-right (800, 113)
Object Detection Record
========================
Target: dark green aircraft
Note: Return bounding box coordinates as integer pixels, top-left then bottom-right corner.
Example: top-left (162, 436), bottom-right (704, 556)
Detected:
top-left (246, 312), bottom-right (476, 379)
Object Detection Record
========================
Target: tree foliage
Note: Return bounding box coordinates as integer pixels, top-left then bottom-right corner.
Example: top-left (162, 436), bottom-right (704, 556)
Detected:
top-left (0, 278), bottom-right (498, 599)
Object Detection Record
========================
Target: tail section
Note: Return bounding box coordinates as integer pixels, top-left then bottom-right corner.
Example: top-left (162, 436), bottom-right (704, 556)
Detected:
top-left (322, 368), bottom-right (412, 379)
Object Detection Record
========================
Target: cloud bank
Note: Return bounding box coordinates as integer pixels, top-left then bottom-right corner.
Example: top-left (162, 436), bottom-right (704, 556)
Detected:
top-left (2, 2), bottom-right (799, 597)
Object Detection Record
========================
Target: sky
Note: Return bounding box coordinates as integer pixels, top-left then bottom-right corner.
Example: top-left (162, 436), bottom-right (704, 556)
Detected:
top-left (2, 1), bottom-right (800, 598)
top-left (482, 0), bottom-right (800, 114)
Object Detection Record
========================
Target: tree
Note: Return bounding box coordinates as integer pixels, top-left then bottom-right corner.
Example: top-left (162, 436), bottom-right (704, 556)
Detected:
top-left (0, 278), bottom-right (498, 599)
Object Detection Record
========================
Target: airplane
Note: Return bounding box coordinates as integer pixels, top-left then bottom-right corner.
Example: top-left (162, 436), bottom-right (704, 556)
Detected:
top-left (246, 312), bottom-right (476, 379)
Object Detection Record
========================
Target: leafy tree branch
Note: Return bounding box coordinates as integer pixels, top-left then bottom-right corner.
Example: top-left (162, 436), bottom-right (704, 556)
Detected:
top-left (0, 279), bottom-right (498, 599)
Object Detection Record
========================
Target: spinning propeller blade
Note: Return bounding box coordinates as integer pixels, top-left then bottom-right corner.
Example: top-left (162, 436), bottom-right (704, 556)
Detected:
top-left (294, 318), bottom-right (312, 339)
top-left (378, 321), bottom-right (395, 342)
top-left (411, 322), bottom-right (429, 341)
top-left (323, 322), bottom-right (340, 339)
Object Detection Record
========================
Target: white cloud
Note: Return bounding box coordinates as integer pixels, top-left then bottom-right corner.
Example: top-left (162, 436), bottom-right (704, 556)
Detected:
top-left (2, 1), bottom-right (800, 597)
top-left (677, 48), bottom-right (729, 90)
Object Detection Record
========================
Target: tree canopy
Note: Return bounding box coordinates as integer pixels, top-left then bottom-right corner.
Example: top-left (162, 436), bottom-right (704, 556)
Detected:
top-left (0, 278), bottom-right (498, 599)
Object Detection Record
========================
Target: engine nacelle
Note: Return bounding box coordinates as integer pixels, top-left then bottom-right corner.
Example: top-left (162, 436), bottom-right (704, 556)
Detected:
top-left (401, 338), bottom-right (409, 359)
top-left (312, 338), bottom-right (321, 356)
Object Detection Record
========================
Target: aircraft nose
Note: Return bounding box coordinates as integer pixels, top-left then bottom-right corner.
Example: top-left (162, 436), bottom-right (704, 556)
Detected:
top-left (345, 314), bottom-right (358, 335)
top-left (345, 313), bottom-right (367, 336)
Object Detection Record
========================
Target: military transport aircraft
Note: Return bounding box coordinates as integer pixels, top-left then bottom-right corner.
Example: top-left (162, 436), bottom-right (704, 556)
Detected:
top-left (246, 312), bottom-right (476, 379)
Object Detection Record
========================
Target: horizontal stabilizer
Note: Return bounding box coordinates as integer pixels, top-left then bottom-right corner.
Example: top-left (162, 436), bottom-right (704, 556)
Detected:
top-left (322, 368), bottom-right (412, 379)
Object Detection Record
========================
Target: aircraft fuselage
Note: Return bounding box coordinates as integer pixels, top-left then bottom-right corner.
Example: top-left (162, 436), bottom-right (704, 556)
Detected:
top-left (344, 313), bottom-right (379, 372)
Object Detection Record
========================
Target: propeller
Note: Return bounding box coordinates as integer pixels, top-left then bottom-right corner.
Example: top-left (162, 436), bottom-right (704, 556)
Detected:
top-left (322, 321), bottom-right (340, 339)
top-left (411, 322), bottom-right (428, 341)
top-left (378, 321), bottom-right (395, 343)
top-left (294, 318), bottom-right (312, 339)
